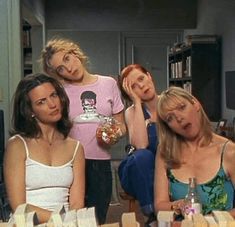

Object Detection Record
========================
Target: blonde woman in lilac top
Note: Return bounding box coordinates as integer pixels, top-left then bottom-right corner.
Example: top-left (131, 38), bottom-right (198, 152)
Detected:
top-left (41, 38), bottom-right (126, 224)
top-left (4, 73), bottom-right (85, 224)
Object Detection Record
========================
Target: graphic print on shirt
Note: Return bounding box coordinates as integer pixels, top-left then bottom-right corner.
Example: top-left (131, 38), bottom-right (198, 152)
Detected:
top-left (73, 90), bottom-right (102, 123)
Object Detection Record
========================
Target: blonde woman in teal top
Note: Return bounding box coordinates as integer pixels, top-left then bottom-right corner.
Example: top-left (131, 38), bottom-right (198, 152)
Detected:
top-left (154, 86), bottom-right (235, 217)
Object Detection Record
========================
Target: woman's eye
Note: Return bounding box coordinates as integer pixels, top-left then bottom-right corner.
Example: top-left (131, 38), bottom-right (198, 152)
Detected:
top-left (37, 100), bottom-right (46, 105)
top-left (64, 55), bottom-right (70, 62)
top-left (131, 84), bottom-right (137, 89)
top-left (178, 104), bottom-right (186, 110)
top-left (166, 115), bottom-right (173, 123)
top-left (52, 92), bottom-right (58, 97)
top-left (138, 76), bottom-right (144, 81)
top-left (57, 67), bottom-right (64, 74)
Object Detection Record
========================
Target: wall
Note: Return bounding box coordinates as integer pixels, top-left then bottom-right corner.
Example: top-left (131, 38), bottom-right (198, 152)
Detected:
top-left (0, 0), bottom-right (22, 143)
top-left (45, 0), bottom-right (196, 159)
top-left (22, 0), bottom-right (46, 74)
top-left (0, 0), bottom-right (45, 145)
top-left (184, 0), bottom-right (235, 125)
top-left (47, 30), bottom-right (121, 76)
top-left (45, 0), bottom-right (197, 31)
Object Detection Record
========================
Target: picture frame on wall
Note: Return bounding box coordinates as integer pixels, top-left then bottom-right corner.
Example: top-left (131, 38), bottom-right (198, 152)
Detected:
top-left (215, 119), bottom-right (227, 134)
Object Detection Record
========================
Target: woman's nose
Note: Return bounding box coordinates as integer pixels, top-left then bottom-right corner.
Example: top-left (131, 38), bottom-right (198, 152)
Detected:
top-left (138, 82), bottom-right (144, 89)
top-left (48, 99), bottom-right (56, 108)
top-left (65, 64), bottom-right (72, 72)
top-left (175, 114), bottom-right (183, 122)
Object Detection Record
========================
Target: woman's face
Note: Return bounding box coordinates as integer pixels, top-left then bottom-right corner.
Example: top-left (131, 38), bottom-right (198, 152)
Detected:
top-left (49, 51), bottom-right (85, 83)
top-left (28, 82), bottom-right (62, 125)
top-left (163, 98), bottom-right (201, 140)
top-left (125, 68), bottom-right (156, 101)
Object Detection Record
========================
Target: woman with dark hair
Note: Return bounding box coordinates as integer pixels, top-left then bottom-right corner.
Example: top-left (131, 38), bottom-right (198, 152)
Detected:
top-left (117, 64), bottom-right (158, 227)
top-left (4, 73), bottom-right (85, 224)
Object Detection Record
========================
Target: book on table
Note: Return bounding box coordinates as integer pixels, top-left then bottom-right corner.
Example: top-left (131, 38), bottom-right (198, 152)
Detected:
top-left (157, 210), bottom-right (235, 227)
top-left (63, 209), bottom-right (77, 227)
top-left (9, 203), bottom-right (39, 227)
top-left (47, 204), bottom-right (66, 226)
top-left (76, 207), bottom-right (98, 227)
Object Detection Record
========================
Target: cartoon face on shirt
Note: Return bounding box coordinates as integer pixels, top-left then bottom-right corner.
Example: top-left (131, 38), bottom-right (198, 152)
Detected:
top-left (82, 98), bottom-right (96, 114)
top-left (73, 90), bottom-right (103, 123)
top-left (81, 91), bottom-right (97, 114)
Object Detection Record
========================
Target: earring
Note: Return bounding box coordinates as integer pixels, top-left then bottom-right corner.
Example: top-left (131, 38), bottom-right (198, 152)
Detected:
top-left (31, 114), bottom-right (35, 118)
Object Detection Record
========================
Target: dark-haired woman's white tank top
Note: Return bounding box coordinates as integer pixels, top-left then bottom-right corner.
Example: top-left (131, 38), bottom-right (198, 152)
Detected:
top-left (17, 135), bottom-right (79, 211)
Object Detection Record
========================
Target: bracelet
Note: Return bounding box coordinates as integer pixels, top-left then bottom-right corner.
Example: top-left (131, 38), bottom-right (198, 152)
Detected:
top-left (125, 144), bottom-right (136, 156)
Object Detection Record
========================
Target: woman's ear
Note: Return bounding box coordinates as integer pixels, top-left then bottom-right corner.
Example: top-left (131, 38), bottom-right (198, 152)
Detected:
top-left (192, 99), bottom-right (201, 111)
top-left (146, 72), bottom-right (152, 80)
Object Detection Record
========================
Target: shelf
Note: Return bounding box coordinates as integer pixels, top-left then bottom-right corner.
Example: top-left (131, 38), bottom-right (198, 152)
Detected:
top-left (169, 77), bottom-right (192, 82)
top-left (168, 46), bottom-right (191, 57)
top-left (23, 47), bottom-right (32, 53)
top-left (22, 20), bottom-right (33, 77)
top-left (167, 39), bottom-right (221, 121)
top-left (22, 20), bottom-right (31, 48)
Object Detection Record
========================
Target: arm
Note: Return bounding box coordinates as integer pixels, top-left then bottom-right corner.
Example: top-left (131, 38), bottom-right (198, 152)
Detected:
top-left (69, 143), bottom-right (85, 210)
top-left (122, 77), bottom-right (148, 148)
top-left (112, 110), bottom-right (126, 137)
top-left (154, 152), bottom-right (172, 212)
top-left (4, 136), bottom-right (52, 223)
top-left (4, 137), bottom-right (27, 211)
top-left (125, 105), bottom-right (148, 148)
top-left (223, 141), bottom-right (235, 217)
top-left (154, 152), bottom-right (184, 213)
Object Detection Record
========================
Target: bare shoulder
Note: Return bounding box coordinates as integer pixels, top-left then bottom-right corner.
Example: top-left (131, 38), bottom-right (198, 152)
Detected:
top-left (6, 135), bottom-right (25, 151)
top-left (213, 133), bottom-right (235, 163)
top-left (5, 135), bottom-right (26, 160)
top-left (221, 139), bottom-right (235, 177)
top-left (66, 136), bottom-right (80, 145)
top-left (65, 137), bottom-right (83, 149)
top-left (66, 137), bottom-right (84, 155)
top-left (224, 139), bottom-right (235, 157)
top-left (155, 150), bottom-right (165, 166)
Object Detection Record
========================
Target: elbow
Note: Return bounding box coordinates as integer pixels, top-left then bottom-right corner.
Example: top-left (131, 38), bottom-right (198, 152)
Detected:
top-left (154, 199), bottom-right (160, 213)
top-left (154, 202), bottom-right (161, 213)
top-left (129, 136), bottom-right (149, 149)
top-left (70, 199), bottom-right (85, 210)
top-left (120, 123), bottom-right (127, 136)
top-left (134, 142), bottom-right (149, 150)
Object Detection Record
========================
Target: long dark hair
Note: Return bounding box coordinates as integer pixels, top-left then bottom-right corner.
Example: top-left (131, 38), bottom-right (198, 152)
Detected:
top-left (10, 73), bottom-right (72, 138)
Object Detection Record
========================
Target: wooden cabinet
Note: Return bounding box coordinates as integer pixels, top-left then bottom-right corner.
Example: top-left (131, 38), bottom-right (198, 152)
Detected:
top-left (168, 38), bottom-right (221, 121)
top-left (22, 21), bottom-right (32, 76)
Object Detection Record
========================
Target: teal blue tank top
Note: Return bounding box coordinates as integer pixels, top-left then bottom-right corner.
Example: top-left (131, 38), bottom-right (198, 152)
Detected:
top-left (167, 140), bottom-right (234, 215)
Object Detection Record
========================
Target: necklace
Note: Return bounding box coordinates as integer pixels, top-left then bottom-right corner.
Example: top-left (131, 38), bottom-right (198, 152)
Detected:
top-left (44, 137), bottom-right (56, 146)
top-left (35, 138), bottom-right (54, 147)
top-left (36, 131), bottom-right (57, 146)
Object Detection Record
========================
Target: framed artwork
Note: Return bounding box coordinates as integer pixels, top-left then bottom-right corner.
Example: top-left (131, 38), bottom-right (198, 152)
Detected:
top-left (215, 119), bottom-right (227, 133)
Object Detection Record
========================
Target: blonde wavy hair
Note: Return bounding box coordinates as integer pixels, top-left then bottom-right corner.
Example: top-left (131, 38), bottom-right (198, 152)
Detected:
top-left (40, 38), bottom-right (89, 77)
top-left (157, 86), bottom-right (213, 168)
